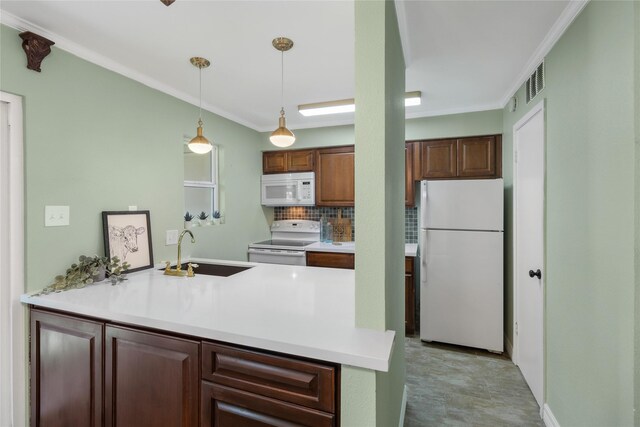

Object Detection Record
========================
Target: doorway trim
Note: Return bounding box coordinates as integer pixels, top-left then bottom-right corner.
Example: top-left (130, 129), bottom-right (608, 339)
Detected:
top-left (511, 99), bottom-right (545, 394)
top-left (0, 91), bottom-right (26, 427)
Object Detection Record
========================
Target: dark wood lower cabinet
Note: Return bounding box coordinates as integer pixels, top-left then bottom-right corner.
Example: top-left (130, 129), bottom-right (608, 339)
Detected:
top-left (201, 383), bottom-right (335, 427)
top-left (30, 308), bottom-right (339, 427)
top-left (105, 325), bottom-right (200, 427)
top-left (306, 251), bottom-right (355, 269)
top-left (30, 309), bottom-right (103, 427)
top-left (405, 257), bottom-right (416, 336)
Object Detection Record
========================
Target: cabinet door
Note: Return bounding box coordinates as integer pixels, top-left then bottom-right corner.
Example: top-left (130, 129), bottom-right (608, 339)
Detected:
top-left (287, 150), bottom-right (315, 172)
top-left (405, 143), bottom-right (415, 206)
top-left (316, 146), bottom-right (355, 206)
top-left (405, 257), bottom-right (415, 335)
top-left (419, 140), bottom-right (457, 179)
top-left (263, 152), bottom-right (287, 174)
top-left (30, 309), bottom-right (103, 427)
top-left (105, 326), bottom-right (199, 427)
top-left (201, 383), bottom-right (335, 427)
top-left (306, 251), bottom-right (355, 269)
top-left (457, 136), bottom-right (496, 178)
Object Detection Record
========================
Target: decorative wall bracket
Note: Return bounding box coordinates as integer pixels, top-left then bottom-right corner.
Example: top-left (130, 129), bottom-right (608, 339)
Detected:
top-left (19, 31), bottom-right (55, 72)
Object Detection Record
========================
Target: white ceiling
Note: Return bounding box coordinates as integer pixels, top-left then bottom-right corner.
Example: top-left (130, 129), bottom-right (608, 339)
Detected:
top-left (1, 1), bottom-right (579, 132)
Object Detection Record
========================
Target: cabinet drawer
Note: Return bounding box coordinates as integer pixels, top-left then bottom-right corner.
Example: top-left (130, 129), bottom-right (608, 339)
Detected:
top-left (201, 383), bottom-right (335, 427)
top-left (202, 342), bottom-right (336, 413)
top-left (306, 251), bottom-right (355, 269)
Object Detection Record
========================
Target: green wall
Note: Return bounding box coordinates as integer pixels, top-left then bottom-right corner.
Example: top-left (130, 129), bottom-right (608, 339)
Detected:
top-left (633, 3), bottom-right (640, 426)
top-left (634, 2), bottom-right (640, 425)
top-left (502, 3), bottom-right (636, 425)
top-left (260, 109), bottom-right (503, 151)
top-left (0, 24), bottom-right (268, 292)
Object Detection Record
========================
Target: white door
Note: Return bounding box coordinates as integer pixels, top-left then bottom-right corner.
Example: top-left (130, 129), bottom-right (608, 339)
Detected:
top-left (514, 101), bottom-right (545, 407)
top-left (0, 92), bottom-right (26, 427)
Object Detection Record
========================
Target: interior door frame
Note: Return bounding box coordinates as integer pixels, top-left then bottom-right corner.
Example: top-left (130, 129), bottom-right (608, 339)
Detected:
top-left (511, 99), bottom-right (545, 393)
top-left (0, 91), bottom-right (26, 427)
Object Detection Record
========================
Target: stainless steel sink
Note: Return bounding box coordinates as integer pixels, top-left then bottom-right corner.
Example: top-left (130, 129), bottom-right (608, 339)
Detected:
top-left (160, 262), bottom-right (253, 277)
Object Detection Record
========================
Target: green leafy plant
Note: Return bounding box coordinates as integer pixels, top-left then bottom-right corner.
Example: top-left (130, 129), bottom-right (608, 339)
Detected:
top-left (198, 211), bottom-right (209, 220)
top-left (184, 211), bottom-right (194, 221)
top-left (35, 255), bottom-right (130, 296)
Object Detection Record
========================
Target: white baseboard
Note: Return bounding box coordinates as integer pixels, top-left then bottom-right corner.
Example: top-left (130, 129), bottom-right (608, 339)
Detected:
top-left (398, 384), bottom-right (408, 427)
top-left (542, 404), bottom-right (560, 427)
top-left (505, 333), bottom-right (513, 360)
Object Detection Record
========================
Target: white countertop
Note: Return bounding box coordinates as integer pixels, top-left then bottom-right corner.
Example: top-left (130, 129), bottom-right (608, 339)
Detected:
top-left (306, 242), bottom-right (418, 257)
top-left (21, 258), bottom-right (395, 372)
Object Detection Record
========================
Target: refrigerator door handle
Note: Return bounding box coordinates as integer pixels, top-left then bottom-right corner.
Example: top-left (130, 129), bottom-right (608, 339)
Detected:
top-left (419, 229), bottom-right (428, 269)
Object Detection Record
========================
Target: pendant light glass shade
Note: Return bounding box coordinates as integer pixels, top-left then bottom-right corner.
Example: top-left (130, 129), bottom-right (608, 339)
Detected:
top-left (270, 109), bottom-right (295, 147)
top-left (188, 57), bottom-right (213, 154)
top-left (271, 37), bottom-right (295, 147)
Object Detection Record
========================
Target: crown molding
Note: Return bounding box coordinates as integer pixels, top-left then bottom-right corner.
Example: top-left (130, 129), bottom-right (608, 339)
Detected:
top-left (405, 103), bottom-right (503, 120)
top-left (499, 0), bottom-right (589, 107)
top-left (0, 10), bottom-right (262, 132)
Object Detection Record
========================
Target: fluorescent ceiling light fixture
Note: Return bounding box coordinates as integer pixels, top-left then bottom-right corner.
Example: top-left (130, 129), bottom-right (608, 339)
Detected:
top-left (298, 91), bottom-right (421, 117)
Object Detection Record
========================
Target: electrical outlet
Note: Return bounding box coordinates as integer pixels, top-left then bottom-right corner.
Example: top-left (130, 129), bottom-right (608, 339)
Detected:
top-left (166, 230), bottom-right (179, 245)
top-left (45, 206), bottom-right (70, 227)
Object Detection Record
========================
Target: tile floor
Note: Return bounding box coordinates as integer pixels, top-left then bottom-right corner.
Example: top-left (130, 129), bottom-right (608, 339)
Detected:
top-left (404, 336), bottom-right (544, 427)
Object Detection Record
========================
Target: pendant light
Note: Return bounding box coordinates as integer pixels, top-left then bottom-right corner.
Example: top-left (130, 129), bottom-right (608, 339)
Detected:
top-left (188, 57), bottom-right (213, 154)
top-left (270, 37), bottom-right (295, 148)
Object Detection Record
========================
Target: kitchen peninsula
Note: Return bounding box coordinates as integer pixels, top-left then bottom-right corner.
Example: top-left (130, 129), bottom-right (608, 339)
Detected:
top-left (22, 259), bottom-right (394, 426)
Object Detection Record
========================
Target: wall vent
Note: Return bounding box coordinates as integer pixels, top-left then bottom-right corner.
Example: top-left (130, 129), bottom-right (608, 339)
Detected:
top-left (525, 61), bottom-right (545, 104)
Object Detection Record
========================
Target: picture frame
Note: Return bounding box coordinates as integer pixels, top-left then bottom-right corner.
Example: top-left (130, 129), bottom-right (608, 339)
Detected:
top-left (102, 210), bottom-right (153, 273)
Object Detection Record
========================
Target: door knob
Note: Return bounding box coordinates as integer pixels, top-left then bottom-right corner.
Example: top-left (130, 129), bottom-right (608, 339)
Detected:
top-left (529, 269), bottom-right (542, 279)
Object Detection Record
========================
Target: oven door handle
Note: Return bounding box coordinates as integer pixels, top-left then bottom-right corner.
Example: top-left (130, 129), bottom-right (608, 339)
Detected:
top-left (248, 248), bottom-right (306, 257)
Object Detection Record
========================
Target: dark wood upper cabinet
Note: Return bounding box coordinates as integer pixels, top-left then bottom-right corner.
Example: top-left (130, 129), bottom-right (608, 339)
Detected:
top-left (316, 146), bottom-right (355, 207)
top-left (287, 150), bottom-right (315, 172)
top-left (105, 325), bottom-right (200, 427)
top-left (405, 143), bottom-right (415, 207)
top-left (263, 151), bottom-right (287, 173)
top-left (457, 136), bottom-right (499, 178)
top-left (417, 139), bottom-right (457, 179)
top-left (30, 309), bottom-right (103, 427)
top-left (413, 135), bottom-right (502, 180)
top-left (263, 150), bottom-right (315, 174)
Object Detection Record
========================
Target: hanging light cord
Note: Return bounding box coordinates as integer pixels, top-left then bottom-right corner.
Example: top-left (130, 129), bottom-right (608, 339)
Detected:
top-left (280, 50), bottom-right (285, 114)
top-left (198, 66), bottom-right (203, 125)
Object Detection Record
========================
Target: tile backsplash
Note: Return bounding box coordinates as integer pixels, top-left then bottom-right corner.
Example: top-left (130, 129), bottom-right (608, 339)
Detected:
top-left (273, 206), bottom-right (418, 243)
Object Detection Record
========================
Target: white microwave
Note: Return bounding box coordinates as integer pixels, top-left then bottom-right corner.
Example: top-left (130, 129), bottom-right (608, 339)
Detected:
top-left (261, 172), bottom-right (315, 206)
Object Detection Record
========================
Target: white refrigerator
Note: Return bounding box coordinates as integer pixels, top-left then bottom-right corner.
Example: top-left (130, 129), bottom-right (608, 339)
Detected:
top-left (419, 179), bottom-right (504, 352)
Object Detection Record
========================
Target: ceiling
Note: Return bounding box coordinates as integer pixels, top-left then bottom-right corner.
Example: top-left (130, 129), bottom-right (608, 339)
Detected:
top-left (0, 1), bottom-right (577, 132)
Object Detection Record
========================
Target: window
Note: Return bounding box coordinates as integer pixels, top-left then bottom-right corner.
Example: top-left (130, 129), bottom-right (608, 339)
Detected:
top-left (184, 144), bottom-right (218, 216)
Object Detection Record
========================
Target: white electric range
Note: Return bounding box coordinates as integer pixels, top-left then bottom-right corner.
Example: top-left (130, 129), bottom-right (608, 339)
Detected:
top-left (248, 220), bottom-right (320, 266)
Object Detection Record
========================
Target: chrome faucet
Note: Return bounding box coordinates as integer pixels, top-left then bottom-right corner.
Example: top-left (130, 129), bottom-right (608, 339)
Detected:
top-left (164, 229), bottom-right (196, 277)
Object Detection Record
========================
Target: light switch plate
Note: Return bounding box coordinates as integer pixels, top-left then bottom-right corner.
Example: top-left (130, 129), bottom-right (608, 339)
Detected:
top-left (45, 205), bottom-right (70, 227)
top-left (166, 229), bottom-right (179, 246)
